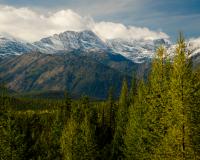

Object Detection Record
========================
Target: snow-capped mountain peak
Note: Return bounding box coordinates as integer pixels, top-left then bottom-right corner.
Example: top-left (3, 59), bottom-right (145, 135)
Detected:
top-left (106, 38), bottom-right (171, 63)
top-left (0, 35), bottom-right (34, 57)
top-left (0, 30), bottom-right (200, 64)
top-left (33, 30), bottom-right (108, 54)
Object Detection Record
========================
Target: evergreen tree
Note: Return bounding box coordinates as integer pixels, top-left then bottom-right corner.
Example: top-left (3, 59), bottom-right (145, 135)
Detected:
top-left (108, 87), bottom-right (115, 132)
top-left (112, 79), bottom-right (129, 159)
top-left (60, 104), bottom-right (96, 160)
top-left (163, 33), bottom-right (195, 159)
top-left (145, 46), bottom-right (171, 159)
top-left (124, 81), bottom-right (150, 159)
top-left (60, 117), bottom-right (78, 160)
top-left (79, 114), bottom-right (97, 160)
top-left (190, 70), bottom-right (200, 159)
top-left (129, 73), bottom-right (137, 104)
top-left (1, 109), bottom-right (26, 160)
top-left (124, 46), bottom-right (172, 159)
top-left (64, 91), bottom-right (72, 119)
top-left (60, 91), bottom-right (72, 124)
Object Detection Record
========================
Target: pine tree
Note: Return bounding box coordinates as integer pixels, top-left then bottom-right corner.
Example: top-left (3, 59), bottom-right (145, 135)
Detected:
top-left (108, 87), bottom-right (115, 132)
top-left (0, 83), bottom-right (8, 111)
top-left (189, 66), bottom-right (200, 159)
top-left (59, 91), bottom-right (72, 124)
top-left (124, 46), bottom-right (172, 159)
top-left (163, 33), bottom-right (195, 159)
top-left (145, 46), bottom-right (172, 159)
top-left (60, 117), bottom-right (78, 160)
top-left (124, 81), bottom-right (150, 159)
top-left (60, 106), bottom-right (96, 160)
top-left (64, 91), bottom-right (72, 119)
top-left (1, 108), bottom-right (26, 160)
top-left (112, 79), bottom-right (129, 159)
top-left (129, 73), bottom-right (137, 105)
top-left (79, 114), bottom-right (97, 160)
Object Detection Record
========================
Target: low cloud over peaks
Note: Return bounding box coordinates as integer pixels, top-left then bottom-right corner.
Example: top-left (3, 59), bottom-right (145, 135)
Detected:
top-left (93, 22), bottom-right (169, 41)
top-left (0, 5), bottom-right (169, 42)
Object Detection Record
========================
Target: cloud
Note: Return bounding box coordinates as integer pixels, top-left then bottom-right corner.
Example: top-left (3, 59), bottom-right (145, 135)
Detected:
top-left (93, 22), bottom-right (169, 40)
top-left (0, 5), bottom-right (169, 42)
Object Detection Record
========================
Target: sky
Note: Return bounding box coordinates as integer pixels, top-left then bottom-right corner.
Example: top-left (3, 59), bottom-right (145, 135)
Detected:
top-left (0, 0), bottom-right (199, 42)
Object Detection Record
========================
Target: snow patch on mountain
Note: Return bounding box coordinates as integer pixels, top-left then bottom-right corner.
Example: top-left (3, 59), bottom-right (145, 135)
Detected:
top-left (166, 37), bottom-right (200, 58)
top-left (0, 35), bottom-right (34, 57)
top-left (106, 38), bottom-right (171, 63)
top-left (187, 38), bottom-right (200, 57)
top-left (33, 30), bottom-right (108, 54)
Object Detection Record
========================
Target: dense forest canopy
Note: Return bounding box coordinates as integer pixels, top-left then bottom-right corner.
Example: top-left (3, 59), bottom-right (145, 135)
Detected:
top-left (0, 34), bottom-right (200, 159)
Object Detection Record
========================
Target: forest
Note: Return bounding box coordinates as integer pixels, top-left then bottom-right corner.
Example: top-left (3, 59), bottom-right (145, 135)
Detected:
top-left (0, 35), bottom-right (200, 160)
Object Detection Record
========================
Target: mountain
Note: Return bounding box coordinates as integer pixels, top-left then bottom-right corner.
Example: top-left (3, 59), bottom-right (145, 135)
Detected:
top-left (106, 38), bottom-right (171, 63)
top-left (166, 38), bottom-right (200, 67)
top-left (33, 30), bottom-right (108, 54)
top-left (0, 35), bottom-right (34, 57)
top-left (0, 30), bottom-right (200, 98)
top-left (0, 31), bottom-right (170, 63)
top-left (0, 31), bottom-right (109, 58)
top-left (187, 38), bottom-right (200, 67)
top-left (1, 31), bottom-right (200, 65)
top-left (0, 30), bottom-right (145, 98)
top-left (0, 52), bottom-right (134, 99)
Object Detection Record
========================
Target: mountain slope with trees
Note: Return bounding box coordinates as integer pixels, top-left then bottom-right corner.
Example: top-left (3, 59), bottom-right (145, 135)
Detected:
top-left (0, 51), bottom-right (136, 99)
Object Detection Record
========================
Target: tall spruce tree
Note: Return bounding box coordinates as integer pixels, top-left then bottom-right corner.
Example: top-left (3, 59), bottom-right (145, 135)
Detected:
top-left (79, 114), bottom-right (97, 159)
top-left (64, 91), bottom-right (72, 119)
top-left (146, 46), bottom-right (172, 159)
top-left (124, 81), bottom-right (150, 159)
top-left (129, 73), bottom-right (137, 105)
top-left (190, 70), bottom-right (200, 159)
top-left (60, 117), bottom-right (78, 160)
top-left (163, 33), bottom-right (195, 159)
top-left (108, 87), bottom-right (115, 132)
top-left (124, 46), bottom-right (173, 159)
top-left (112, 79), bottom-right (129, 159)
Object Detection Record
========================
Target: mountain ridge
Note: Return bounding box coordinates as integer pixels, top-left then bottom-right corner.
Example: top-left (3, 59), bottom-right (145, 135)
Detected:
top-left (0, 30), bottom-right (171, 63)
top-left (1, 30), bottom-right (200, 98)
top-left (0, 52), bottom-right (135, 99)
top-left (1, 30), bottom-right (200, 64)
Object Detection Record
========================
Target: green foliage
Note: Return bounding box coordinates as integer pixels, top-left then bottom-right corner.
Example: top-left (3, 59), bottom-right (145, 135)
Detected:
top-left (112, 79), bottom-right (129, 159)
top-left (162, 33), bottom-right (196, 159)
top-left (60, 117), bottom-right (78, 160)
top-left (124, 81), bottom-right (150, 159)
top-left (60, 114), bottom-right (96, 160)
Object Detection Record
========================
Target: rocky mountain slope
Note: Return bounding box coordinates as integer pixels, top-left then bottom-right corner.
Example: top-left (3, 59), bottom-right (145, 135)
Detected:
top-left (0, 30), bottom-right (200, 98)
top-left (0, 50), bottom-right (138, 98)
top-left (106, 38), bottom-right (171, 63)
top-left (0, 31), bottom-right (142, 98)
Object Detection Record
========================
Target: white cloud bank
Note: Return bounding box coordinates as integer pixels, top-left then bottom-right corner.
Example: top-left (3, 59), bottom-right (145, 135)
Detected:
top-left (0, 5), bottom-right (169, 42)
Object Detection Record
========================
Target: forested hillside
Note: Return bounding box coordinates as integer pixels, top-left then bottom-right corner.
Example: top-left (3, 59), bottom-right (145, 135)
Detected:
top-left (0, 35), bottom-right (200, 159)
